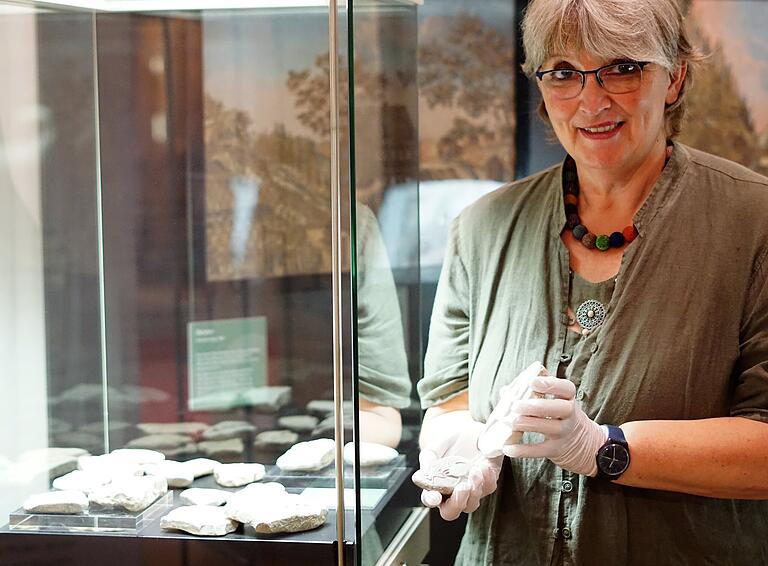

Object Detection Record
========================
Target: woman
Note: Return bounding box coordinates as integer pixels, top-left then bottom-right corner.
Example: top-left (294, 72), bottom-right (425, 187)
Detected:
top-left (415, 0), bottom-right (768, 564)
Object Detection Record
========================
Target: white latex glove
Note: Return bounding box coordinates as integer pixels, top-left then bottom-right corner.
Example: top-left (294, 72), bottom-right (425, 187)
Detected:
top-left (416, 411), bottom-right (502, 521)
top-left (502, 374), bottom-right (608, 476)
top-left (478, 361), bottom-right (548, 458)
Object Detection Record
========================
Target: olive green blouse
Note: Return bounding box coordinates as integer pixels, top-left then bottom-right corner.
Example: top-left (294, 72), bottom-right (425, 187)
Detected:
top-left (418, 142), bottom-right (768, 565)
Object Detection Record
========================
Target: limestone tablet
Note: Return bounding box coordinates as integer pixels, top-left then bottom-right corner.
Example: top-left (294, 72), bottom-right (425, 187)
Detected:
top-left (23, 490), bottom-right (89, 514)
top-left (160, 505), bottom-right (237, 536)
top-left (276, 438), bottom-right (335, 472)
top-left (411, 455), bottom-right (471, 495)
top-left (213, 463), bottom-right (266, 487)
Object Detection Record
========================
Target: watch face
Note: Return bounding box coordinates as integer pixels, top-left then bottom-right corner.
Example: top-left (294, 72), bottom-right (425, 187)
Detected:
top-left (597, 443), bottom-right (630, 477)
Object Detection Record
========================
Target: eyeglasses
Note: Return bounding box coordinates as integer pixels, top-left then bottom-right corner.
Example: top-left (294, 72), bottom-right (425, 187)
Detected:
top-left (535, 61), bottom-right (650, 100)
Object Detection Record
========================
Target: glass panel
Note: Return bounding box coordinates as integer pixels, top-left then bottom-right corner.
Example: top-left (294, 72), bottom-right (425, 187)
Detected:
top-left (0, 1), bottom-right (366, 563)
top-left (414, 2), bottom-right (519, 565)
top-left (351, 0), bottom-right (421, 564)
top-left (0, 4), bottom-right (104, 520)
top-left (417, 0), bottom-right (518, 285)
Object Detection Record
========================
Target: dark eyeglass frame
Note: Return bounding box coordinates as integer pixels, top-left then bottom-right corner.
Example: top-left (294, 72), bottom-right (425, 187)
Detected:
top-left (535, 61), bottom-right (650, 98)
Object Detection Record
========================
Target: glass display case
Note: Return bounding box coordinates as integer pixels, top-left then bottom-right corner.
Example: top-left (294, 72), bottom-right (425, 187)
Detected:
top-left (0, 1), bottom-right (425, 564)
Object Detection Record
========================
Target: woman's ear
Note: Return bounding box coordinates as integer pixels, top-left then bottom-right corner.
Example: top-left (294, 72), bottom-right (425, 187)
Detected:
top-left (666, 60), bottom-right (688, 105)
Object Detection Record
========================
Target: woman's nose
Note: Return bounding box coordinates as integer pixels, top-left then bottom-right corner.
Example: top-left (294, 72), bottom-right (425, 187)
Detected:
top-left (578, 74), bottom-right (611, 115)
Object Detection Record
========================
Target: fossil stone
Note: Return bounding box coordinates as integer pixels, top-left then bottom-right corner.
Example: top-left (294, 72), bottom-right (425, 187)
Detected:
top-left (252, 430), bottom-right (298, 452)
top-left (51, 469), bottom-right (113, 494)
top-left (248, 493), bottom-right (327, 534)
top-left (202, 421), bottom-right (257, 441)
top-left (305, 399), bottom-right (352, 417)
top-left (411, 456), bottom-right (471, 495)
top-left (126, 434), bottom-right (197, 458)
top-left (120, 385), bottom-right (171, 404)
top-left (52, 384), bottom-right (107, 404)
top-left (77, 454), bottom-right (144, 478)
top-left (109, 449), bottom-right (166, 466)
top-left (213, 463), bottom-right (266, 487)
top-left (160, 505), bottom-right (237, 536)
top-left (79, 421), bottom-right (134, 435)
top-left (183, 458), bottom-right (219, 478)
top-left (160, 443), bottom-right (198, 459)
top-left (224, 482), bottom-right (288, 523)
top-left (179, 488), bottom-right (231, 507)
top-left (311, 414), bottom-right (353, 439)
top-left (305, 399), bottom-right (335, 416)
top-left (18, 447), bottom-right (88, 479)
top-left (23, 490), bottom-right (89, 514)
top-left (137, 422), bottom-right (209, 436)
top-left (143, 460), bottom-right (195, 488)
top-left (276, 439), bottom-right (335, 472)
top-left (51, 431), bottom-right (104, 454)
top-left (238, 386), bottom-right (292, 413)
top-left (237, 481), bottom-right (287, 497)
top-left (198, 438), bottom-right (244, 459)
top-left (126, 434), bottom-right (192, 450)
top-left (277, 415), bottom-right (318, 433)
top-left (343, 442), bottom-right (399, 467)
top-left (89, 475), bottom-right (168, 512)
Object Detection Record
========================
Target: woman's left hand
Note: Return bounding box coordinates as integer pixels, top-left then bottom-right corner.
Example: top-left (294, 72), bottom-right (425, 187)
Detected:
top-left (502, 374), bottom-right (608, 476)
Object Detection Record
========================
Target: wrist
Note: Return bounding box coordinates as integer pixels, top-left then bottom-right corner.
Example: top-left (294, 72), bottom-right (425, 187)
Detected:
top-left (581, 418), bottom-right (609, 477)
top-left (594, 424), bottom-right (631, 481)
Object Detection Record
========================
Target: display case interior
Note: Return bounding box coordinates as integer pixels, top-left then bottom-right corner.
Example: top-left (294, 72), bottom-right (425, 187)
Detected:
top-left (0, 1), bottom-right (422, 563)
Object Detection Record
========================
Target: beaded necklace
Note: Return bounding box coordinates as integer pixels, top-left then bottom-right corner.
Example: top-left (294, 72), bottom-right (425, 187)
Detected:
top-left (562, 156), bottom-right (638, 251)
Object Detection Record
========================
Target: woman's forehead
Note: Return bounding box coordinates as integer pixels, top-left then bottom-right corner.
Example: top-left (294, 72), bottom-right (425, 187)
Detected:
top-left (540, 30), bottom-right (662, 67)
top-left (541, 52), bottom-right (631, 67)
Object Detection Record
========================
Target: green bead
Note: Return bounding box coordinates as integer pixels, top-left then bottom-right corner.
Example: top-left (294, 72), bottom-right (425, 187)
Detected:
top-left (595, 234), bottom-right (610, 251)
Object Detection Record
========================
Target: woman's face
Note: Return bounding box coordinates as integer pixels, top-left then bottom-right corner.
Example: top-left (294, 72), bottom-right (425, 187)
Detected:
top-left (538, 52), bottom-right (685, 177)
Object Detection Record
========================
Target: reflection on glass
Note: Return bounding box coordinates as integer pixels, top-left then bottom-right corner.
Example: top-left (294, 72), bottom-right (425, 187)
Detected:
top-left (356, 203), bottom-right (410, 448)
top-left (416, 1), bottom-right (517, 289)
top-left (1, 3), bottom-right (421, 563)
top-left (350, 2), bottom-right (421, 565)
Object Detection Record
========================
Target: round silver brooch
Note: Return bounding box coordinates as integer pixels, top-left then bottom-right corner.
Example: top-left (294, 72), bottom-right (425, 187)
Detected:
top-left (576, 299), bottom-right (607, 330)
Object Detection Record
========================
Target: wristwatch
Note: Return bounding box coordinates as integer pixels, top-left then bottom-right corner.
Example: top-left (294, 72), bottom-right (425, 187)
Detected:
top-left (595, 425), bottom-right (630, 480)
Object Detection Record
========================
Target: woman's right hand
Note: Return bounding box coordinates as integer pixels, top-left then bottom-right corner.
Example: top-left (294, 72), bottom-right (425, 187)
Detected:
top-left (415, 408), bottom-right (502, 521)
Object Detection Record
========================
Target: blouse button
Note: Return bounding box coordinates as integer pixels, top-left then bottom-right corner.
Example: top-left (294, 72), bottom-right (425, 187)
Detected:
top-left (559, 353), bottom-right (572, 363)
top-left (562, 527), bottom-right (573, 540)
top-left (576, 390), bottom-right (585, 401)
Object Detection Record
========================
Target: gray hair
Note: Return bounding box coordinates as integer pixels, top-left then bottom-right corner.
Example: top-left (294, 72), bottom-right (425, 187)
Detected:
top-left (521, 0), bottom-right (705, 138)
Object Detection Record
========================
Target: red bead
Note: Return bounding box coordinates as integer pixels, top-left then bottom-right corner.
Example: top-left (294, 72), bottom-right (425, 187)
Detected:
top-left (564, 194), bottom-right (578, 206)
top-left (622, 225), bottom-right (638, 243)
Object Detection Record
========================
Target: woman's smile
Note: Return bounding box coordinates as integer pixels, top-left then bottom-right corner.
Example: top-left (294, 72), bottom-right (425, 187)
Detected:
top-left (577, 121), bottom-right (624, 140)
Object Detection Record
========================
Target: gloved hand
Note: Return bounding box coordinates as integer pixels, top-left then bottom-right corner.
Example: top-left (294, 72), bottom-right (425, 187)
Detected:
top-left (478, 361), bottom-right (548, 458)
top-left (416, 410), bottom-right (502, 521)
top-left (502, 374), bottom-right (608, 476)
